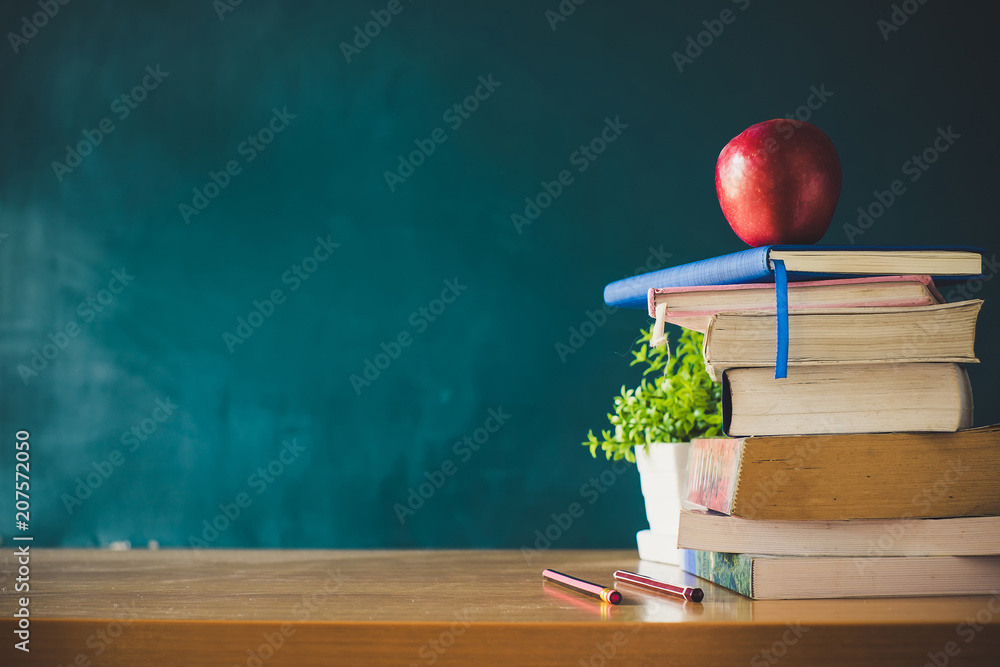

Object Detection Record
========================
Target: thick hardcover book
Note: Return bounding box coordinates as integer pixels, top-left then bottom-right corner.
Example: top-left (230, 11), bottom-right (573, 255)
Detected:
top-left (676, 509), bottom-right (1000, 556)
top-left (604, 245), bottom-right (983, 309)
top-left (685, 426), bottom-right (1000, 521)
top-left (722, 363), bottom-right (973, 436)
top-left (702, 300), bottom-right (981, 379)
top-left (679, 550), bottom-right (1000, 599)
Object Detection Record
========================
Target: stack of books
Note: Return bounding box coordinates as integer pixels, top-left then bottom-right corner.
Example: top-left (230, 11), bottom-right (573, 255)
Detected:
top-left (605, 245), bottom-right (1000, 599)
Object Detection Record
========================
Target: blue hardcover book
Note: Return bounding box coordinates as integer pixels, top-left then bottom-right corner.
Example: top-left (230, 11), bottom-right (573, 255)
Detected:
top-left (604, 245), bottom-right (984, 310)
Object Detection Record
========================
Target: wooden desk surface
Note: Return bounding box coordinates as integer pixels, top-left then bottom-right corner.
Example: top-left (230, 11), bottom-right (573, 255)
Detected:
top-left (1, 549), bottom-right (998, 666)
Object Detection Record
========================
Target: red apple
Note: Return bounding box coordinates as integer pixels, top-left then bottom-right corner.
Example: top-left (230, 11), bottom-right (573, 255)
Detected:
top-left (715, 119), bottom-right (842, 247)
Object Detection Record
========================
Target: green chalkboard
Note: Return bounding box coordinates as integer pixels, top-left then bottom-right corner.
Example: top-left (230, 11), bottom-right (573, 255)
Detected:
top-left (0, 0), bottom-right (997, 549)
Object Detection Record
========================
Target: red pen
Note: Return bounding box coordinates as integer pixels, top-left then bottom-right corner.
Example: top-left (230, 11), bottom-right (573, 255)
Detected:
top-left (613, 570), bottom-right (704, 602)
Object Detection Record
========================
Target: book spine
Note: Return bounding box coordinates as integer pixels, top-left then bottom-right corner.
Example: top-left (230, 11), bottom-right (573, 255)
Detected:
top-left (721, 373), bottom-right (733, 435)
top-left (681, 550), bottom-right (753, 597)
top-left (603, 247), bottom-right (774, 309)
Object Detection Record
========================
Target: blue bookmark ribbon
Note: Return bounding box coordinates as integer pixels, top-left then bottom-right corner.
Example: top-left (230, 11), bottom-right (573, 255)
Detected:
top-left (773, 259), bottom-right (789, 379)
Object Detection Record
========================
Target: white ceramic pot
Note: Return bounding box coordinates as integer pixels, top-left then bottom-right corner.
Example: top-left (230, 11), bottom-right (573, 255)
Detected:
top-left (634, 442), bottom-right (690, 565)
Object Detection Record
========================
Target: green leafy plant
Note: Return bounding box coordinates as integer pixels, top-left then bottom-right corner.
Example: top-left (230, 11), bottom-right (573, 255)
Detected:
top-left (583, 327), bottom-right (723, 462)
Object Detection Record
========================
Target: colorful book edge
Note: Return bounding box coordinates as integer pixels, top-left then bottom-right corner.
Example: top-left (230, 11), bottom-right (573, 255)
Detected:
top-left (606, 245), bottom-right (983, 310)
top-left (645, 274), bottom-right (943, 318)
top-left (681, 549), bottom-right (753, 598)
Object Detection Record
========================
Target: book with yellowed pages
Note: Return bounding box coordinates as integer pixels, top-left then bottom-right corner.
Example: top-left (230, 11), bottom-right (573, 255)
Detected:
top-left (722, 362), bottom-right (973, 436)
top-left (684, 425), bottom-right (1000, 521)
top-left (675, 509), bottom-right (1000, 556)
top-left (678, 549), bottom-right (1000, 600)
top-left (647, 274), bottom-right (944, 334)
top-left (700, 299), bottom-right (981, 379)
top-left (765, 247), bottom-right (982, 276)
top-left (604, 245), bottom-right (982, 309)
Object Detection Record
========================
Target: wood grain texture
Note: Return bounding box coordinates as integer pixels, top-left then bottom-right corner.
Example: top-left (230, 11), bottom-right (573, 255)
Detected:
top-left (729, 426), bottom-right (1000, 520)
top-left (1, 549), bottom-right (998, 666)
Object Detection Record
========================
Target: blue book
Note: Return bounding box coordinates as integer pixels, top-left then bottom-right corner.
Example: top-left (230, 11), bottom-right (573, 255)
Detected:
top-left (604, 245), bottom-right (984, 310)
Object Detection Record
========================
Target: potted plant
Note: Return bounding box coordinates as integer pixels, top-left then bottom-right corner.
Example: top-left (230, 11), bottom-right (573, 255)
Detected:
top-left (583, 327), bottom-right (723, 562)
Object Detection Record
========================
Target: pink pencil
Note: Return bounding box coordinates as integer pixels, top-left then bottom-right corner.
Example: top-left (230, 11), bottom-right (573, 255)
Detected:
top-left (542, 569), bottom-right (621, 604)
top-left (613, 570), bottom-right (704, 602)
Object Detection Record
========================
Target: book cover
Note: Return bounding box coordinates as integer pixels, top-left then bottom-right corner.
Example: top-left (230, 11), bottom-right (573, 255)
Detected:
top-left (680, 550), bottom-right (1000, 599)
top-left (605, 245), bottom-right (982, 309)
top-left (685, 426), bottom-right (1000, 521)
top-left (646, 274), bottom-right (944, 334)
top-left (681, 549), bottom-right (753, 597)
top-left (702, 300), bottom-right (981, 379)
